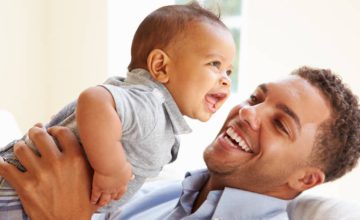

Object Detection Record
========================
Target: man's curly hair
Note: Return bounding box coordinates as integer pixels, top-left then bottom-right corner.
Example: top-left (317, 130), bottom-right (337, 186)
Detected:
top-left (292, 66), bottom-right (360, 182)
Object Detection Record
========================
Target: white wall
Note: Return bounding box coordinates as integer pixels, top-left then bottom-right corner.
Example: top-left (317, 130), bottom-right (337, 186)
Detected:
top-left (0, 0), bottom-right (107, 131)
top-left (46, 0), bottom-right (108, 116)
top-left (0, 0), bottom-right (48, 131)
top-left (243, 0), bottom-right (360, 96)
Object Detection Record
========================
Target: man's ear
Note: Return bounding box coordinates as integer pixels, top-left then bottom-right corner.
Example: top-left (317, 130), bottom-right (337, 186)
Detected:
top-left (288, 168), bottom-right (325, 192)
top-left (147, 49), bottom-right (170, 83)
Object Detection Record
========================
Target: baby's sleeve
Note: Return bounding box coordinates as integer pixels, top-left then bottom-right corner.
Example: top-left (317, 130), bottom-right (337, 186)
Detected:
top-left (99, 84), bottom-right (159, 139)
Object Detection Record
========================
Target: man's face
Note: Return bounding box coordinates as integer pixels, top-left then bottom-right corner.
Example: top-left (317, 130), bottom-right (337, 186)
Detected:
top-left (203, 76), bottom-right (330, 195)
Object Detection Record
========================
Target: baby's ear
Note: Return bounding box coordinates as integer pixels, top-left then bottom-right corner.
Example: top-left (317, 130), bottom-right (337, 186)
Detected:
top-left (147, 49), bottom-right (170, 83)
top-left (288, 167), bottom-right (325, 192)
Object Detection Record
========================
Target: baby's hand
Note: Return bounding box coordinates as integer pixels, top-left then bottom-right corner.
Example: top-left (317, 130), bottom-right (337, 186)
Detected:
top-left (91, 163), bottom-right (133, 207)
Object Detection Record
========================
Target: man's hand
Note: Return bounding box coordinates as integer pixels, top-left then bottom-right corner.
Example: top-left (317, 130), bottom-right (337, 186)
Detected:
top-left (0, 125), bottom-right (97, 220)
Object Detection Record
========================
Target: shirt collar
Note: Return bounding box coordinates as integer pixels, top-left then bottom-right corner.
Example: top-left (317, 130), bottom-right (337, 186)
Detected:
top-left (106, 69), bottom-right (192, 135)
top-left (213, 188), bottom-right (290, 219)
top-left (182, 169), bottom-right (291, 220)
top-left (128, 69), bottom-right (191, 135)
top-left (182, 169), bottom-right (210, 191)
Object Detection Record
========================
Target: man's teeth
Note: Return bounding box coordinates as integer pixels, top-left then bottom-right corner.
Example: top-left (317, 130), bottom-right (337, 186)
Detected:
top-left (225, 127), bottom-right (252, 153)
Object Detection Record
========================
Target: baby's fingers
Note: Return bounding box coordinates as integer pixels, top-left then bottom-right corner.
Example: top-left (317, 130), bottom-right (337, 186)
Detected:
top-left (90, 189), bottom-right (101, 205)
top-left (112, 192), bottom-right (123, 201)
top-left (97, 193), bottom-right (111, 208)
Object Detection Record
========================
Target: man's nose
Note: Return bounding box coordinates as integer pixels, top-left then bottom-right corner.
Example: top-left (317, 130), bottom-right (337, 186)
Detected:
top-left (220, 71), bottom-right (231, 87)
top-left (238, 105), bottom-right (260, 131)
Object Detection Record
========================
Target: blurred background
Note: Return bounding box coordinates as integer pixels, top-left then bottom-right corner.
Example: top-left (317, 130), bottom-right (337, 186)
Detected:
top-left (1, 0), bottom-right (359, 201)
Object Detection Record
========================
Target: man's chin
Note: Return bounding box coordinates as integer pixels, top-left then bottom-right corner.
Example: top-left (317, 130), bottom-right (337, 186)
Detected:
top-left (204, 153), bottom-right (237, 176)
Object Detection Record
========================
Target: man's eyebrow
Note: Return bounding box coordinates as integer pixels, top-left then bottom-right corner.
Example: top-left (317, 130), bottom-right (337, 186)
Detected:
top-left (258, 83), bottom-right (301, 131)
top-left (276, 103), bottom-right (301, 132)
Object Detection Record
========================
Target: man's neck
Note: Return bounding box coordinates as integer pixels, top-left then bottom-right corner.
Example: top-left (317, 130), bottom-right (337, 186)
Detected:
top-left (191, 182), bottom-right (209, 213)
top-left (191, 175), bottom-right (223, 213)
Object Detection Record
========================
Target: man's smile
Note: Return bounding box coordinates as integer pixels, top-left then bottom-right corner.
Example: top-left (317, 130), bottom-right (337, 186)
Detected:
top-left (224, 127), bottom-right (253, 153)
top-left (216, 124), bottom-right (255, 155)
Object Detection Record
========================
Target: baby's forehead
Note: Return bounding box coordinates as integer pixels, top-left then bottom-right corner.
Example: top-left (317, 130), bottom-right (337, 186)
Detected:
top-left (172, 20), bottom-right (229, 44)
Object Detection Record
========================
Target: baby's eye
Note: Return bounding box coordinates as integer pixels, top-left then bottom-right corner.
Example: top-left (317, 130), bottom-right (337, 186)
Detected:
top-left (209, 61), bottom-right (221, 68)
top-left (226, 69), bottom-right (232, 76)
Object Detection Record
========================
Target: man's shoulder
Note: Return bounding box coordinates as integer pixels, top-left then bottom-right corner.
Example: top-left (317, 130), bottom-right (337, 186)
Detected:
top-left (139, 179), bottom-right (183, 197)
top-left (105, 179), bottom-right (183, 219)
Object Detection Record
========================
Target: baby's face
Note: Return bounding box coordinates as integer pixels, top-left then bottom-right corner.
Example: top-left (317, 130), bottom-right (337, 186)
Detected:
top-left (165, 21), bottom-right (236, 122)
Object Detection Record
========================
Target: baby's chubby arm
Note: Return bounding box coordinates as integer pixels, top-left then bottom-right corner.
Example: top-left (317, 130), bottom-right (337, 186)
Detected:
top-left (76, 86), bottom-right (133, 208)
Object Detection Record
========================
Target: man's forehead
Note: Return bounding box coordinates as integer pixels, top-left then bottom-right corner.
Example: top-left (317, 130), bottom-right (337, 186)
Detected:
top-left (256, 76), bottom-right (315, 99)
top-left (258, 75), bottom-right (301, 87)
top-left (256, 76), bottom-right (330, 127)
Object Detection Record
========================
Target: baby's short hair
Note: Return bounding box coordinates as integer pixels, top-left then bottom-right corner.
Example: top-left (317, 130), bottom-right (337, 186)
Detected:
top-left (128, 1), bottom-right (228, 71)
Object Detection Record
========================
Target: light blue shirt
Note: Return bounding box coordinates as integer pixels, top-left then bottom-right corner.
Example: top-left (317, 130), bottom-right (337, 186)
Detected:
top-left (103, 169), bottom-right (290, 220)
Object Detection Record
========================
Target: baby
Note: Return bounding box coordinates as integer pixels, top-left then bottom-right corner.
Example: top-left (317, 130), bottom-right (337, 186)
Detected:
top-left (0, 1), bottom-right (236, 216)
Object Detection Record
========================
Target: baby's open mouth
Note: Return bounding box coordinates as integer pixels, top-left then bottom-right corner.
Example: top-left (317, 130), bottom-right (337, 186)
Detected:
top-left (205, 93), bottom-right (227, 113)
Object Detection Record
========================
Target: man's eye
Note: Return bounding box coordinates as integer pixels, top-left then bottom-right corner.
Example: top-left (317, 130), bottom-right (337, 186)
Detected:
top-left (248, 95), bottom-right (258, 105)
top-left (274, 119), bottom-right (289, 135)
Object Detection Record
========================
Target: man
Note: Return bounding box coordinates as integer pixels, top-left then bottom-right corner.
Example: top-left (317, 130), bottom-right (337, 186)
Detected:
top-left (1, 66), bottom-right (359, 219)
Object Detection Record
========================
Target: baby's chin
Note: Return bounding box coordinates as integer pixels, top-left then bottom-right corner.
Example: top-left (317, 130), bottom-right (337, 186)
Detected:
top-left (185, 106), bottom-right (220, 122)
top-left (193, 111), bottom-right (213, 122)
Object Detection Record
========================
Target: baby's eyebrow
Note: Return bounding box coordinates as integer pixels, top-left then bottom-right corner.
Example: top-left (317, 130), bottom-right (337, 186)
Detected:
top-left (258, 84), bottom-right (268, 94)
top-left (205, 52), bottom-right (223, 59)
